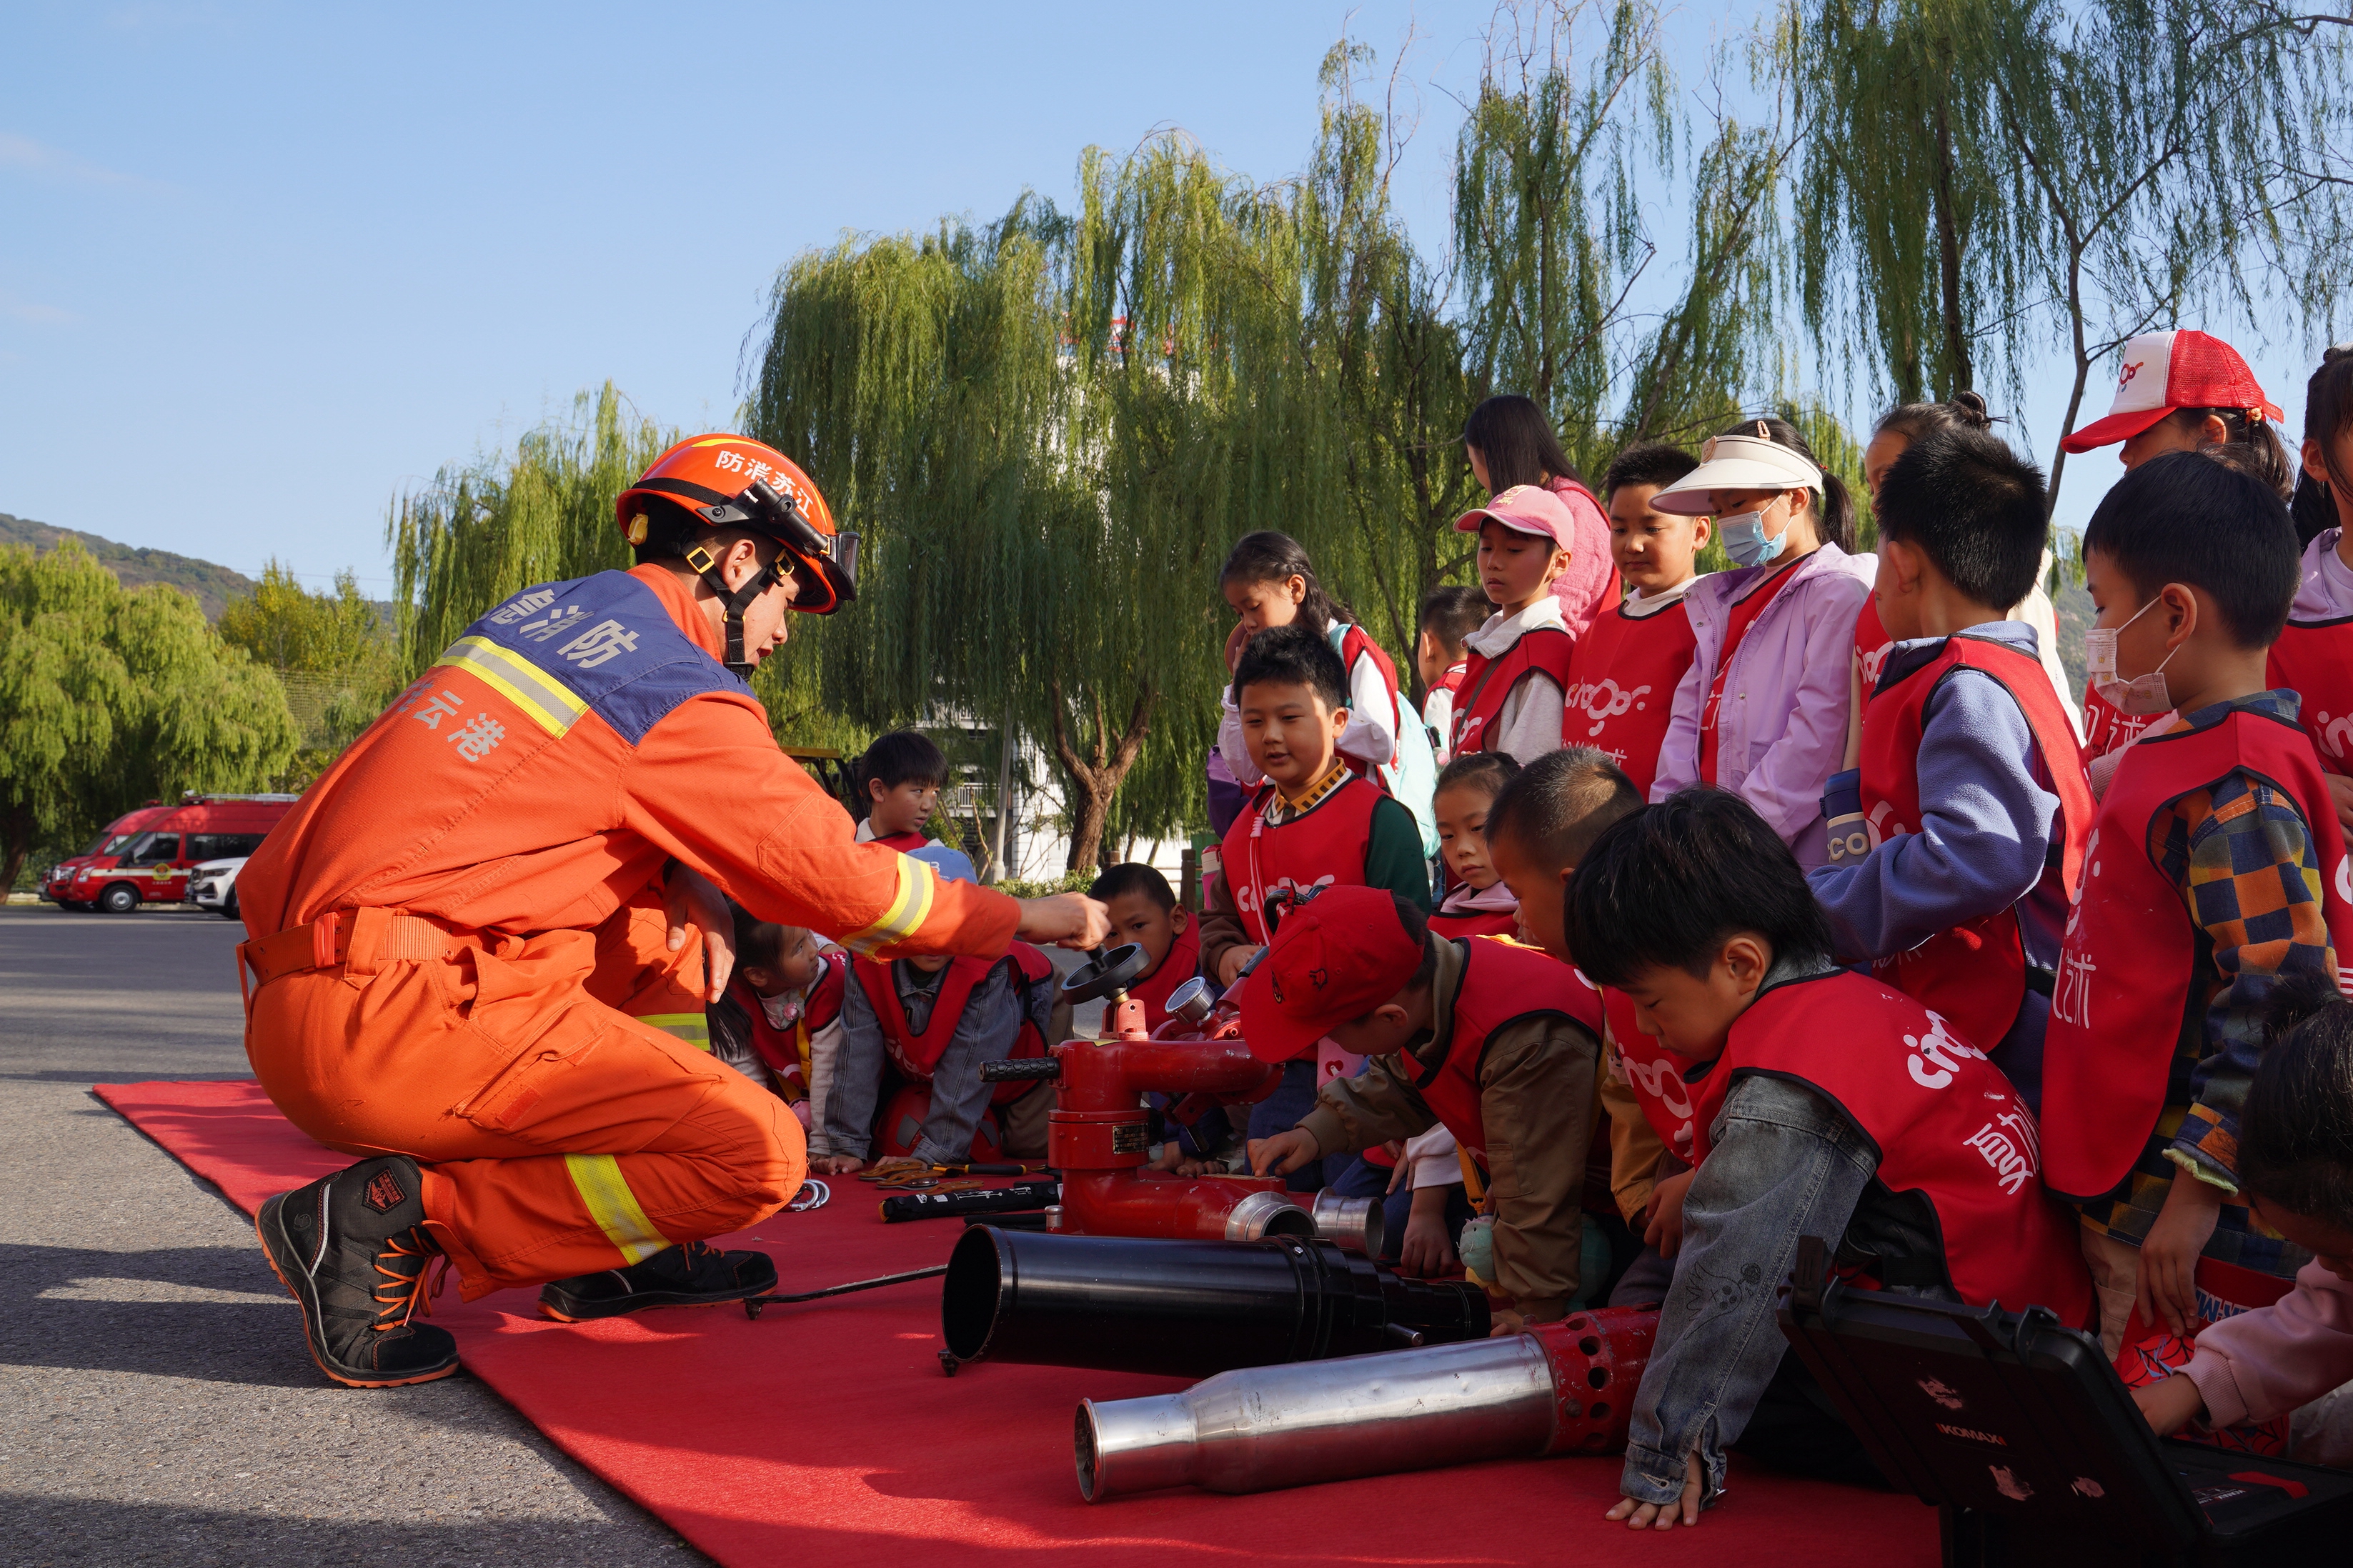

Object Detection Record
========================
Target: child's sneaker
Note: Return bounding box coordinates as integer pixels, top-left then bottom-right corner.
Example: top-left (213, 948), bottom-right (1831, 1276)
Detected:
top-left (537, 1241), bottom-right (777, 1322)
top-left (255, 1154), bottom-right (459, 1388)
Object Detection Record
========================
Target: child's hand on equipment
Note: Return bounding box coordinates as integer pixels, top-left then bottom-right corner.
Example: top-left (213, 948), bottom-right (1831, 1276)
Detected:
top-left (2139, 1167), bottom-right (2225, 1337)
top-left (1605, 1449), bottom-right (1705, 1529)
top-left (1016, 893), bottom-right (1113, 950)
top-left (1487, 1308), bottom-right (1527, 1339)
top-left (1642, 1167), bottom-right (1697, 1259)
top-left (1397, 1186), bottom-right (1456, 1277)
top-left (1383, 1143), bottom-right (1411, 1194)
top-left (1217, 945), bottom-right (1263, 989)
top-left (2132, 1374), bottom-right (2208, 1435)
top-left (814, 1155), bottom-right (865, 1175)
top-left (1248, 1128), bottom-right (1319, 1177)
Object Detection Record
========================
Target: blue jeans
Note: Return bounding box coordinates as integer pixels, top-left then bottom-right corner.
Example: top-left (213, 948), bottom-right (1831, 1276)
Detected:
top-left (1250, 1060), bottom-right (1345, 1192)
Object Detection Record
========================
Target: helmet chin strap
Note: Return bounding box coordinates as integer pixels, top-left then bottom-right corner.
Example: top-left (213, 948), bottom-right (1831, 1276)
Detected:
top-left (683, 543), bottom-right (779, 679)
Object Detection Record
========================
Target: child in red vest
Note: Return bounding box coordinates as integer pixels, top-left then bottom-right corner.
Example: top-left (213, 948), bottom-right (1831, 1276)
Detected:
top-left (1565, 443), bottom-right (1708, 795)
top-left (1243, 886), bottom-right (1603, 1334)
top-left (1085, 862), bottom-right (1200, 1034)
top-left (2064, 330), bottom-right (2292, 768)
top-left (1449, 485), bottom-right (1579, 764)
top-left (1416, 584), bottom-right (1491, 767)
top-left (1486, 749), bottom-right (1675, 1297)
top-left (1428, 751), bottom-right (1523, 938)
top-left (1200, 625), bottom-right (1433, 1187)
top-left (1808, 425), bottom-right (2091, 1112)
top-left (1568, 788), bottom-right (2091, 1531)
top-left (817, 848), bottom-right (1057, 1174)
top-left (851, 730), bottom-right (947, 852)
top-left (707, 909), bottom-right (847, 1132)
top-left (2266, 346), bottom-right (2353, 833)
top-left (1215, 531), bottom-right (1440, 854)
top-left (2039, 452), bottom-right (2353, 1367)
top-left (2134, 975), bottom-right (2353, 1466)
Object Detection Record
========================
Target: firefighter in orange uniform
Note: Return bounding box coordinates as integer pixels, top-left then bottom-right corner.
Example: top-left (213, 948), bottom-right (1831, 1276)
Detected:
top-left (237, 436), bottom-right (1108, 1388)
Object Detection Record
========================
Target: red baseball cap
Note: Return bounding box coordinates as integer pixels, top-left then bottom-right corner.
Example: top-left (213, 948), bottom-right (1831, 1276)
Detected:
top-left (1236, 885), bottom-right (1426, 1063)
top-left (1454, 483), bottom-right (1579, 551)
top-left (2061, 329), bottom-right (2283, 453)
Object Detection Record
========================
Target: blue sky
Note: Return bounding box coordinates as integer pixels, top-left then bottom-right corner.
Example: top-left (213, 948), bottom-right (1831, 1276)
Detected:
top-left (0, 1), bottom-right (2329, 592)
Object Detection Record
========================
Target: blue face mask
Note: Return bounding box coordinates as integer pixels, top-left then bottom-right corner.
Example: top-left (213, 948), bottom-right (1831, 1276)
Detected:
top-left (1716, 501), bottom-right (1787, 569)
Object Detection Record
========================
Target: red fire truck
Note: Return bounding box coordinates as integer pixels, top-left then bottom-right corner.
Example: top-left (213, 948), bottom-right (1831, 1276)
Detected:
top-left (42, 794), bottom-right (298, 914)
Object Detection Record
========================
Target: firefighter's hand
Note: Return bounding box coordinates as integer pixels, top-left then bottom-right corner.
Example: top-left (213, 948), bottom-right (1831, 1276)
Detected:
top-left (2132, 1374), bottom-right (2207, 1435)
top-left (2138, 1166), bottom-right (2224, 1338)
top-left (1015, 893), bottom-right (1112, 950)
top-left (1642, 1167), bottom-right (1697, 1259)
top-left (663, 863), bottom-right (733, 1004)
top-left (1248, 1128), bottom-right (1320, 1177)
top-left (1606, 1449), bottom-right (1706, 1529)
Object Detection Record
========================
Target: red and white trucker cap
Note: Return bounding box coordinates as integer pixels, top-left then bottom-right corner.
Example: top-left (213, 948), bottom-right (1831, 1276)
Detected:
top-left (2061, 329), bottom-right (2283, 453)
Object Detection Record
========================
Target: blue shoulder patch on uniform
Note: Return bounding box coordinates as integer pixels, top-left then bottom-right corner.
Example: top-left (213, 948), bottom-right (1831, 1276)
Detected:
top-left (462, 572), bottom-right (742, 746)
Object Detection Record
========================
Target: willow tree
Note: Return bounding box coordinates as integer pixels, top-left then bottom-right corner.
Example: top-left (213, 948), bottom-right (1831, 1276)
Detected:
top-left (0, 542), bottom-right (300, 889)
top-left (1784, 0), bottom-right (2352, 507)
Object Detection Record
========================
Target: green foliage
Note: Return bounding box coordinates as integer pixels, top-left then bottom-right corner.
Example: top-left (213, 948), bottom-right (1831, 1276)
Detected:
top-left (388, 384), bottom-right (670, 684)
top-left (0, 541), bottom-right (300, 889)
top-left (218, 561), bottom-right (399, 784)
top-left (0, 511), bottom-right (257, 621)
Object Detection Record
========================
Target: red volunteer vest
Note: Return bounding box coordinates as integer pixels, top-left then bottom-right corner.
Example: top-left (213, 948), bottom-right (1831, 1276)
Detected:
top-left (1858, 635), bottom-right (2094, 1052)
top-left (1564, 596), bottom-right (1697, 796)
top-left (1411, 937), bottom-right (1607, 1165)
top-left (1604, 986), bottom-right (1699, 1163)
top-left (1690, 970), bottom-right (2093, 1321)
top-left (867, 829), bottom-right (930, 853)
top-left (2042, 705), bottom-right (2353, 1200)
top-left (2267, 614), bottom-right (2353, 774)
top-left (1214, 776), bottom-right (1387, 1060)
top-left (1126, 919), bottom-right (1203, 1034)
top-left (1336, 625), bottom-right (1411, 793)
top-left (1855, 596), bottom-right (1894, 691)
top-left (2081, 679), bottom-right (2167, 759)
top-left (852, 944), bottom-right (1055, 1105)
top-left (1452, 625), bottom-right (1576, 759)
top-left (733, 949), bottom-right (848, 1089)
top-left (1427, 905), bottom-right (1521, 939)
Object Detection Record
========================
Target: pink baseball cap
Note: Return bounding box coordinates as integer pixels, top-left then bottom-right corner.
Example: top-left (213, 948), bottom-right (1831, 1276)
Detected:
top-left (1454, 483), bottom-right (1579, 551)
top-left (2061, 329), bottom-right (2283, 453)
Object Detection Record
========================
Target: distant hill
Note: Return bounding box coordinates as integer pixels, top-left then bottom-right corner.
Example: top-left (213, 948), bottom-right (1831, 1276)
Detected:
top-left (0, 511), bottom-right (257, 621)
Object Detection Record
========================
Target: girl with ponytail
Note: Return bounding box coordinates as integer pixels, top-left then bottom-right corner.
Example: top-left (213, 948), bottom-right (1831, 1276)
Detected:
top-left (1461, 395), bottom-right (1619, 640)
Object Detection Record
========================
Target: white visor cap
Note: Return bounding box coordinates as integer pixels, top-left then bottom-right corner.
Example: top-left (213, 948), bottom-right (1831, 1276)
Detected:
top-left (1648, 431), bottom-right (1825, 516)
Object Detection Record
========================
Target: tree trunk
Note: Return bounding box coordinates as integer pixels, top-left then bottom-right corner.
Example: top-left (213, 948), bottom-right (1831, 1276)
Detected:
top-left (1, 804), bottom-right (32, 903)
top-left (1045, 681), bottom-right (1157, 874)
top-left (2047, 242), bottom-right (2095, 521)
top-left (1932, 103), bottom-right (1974, 396)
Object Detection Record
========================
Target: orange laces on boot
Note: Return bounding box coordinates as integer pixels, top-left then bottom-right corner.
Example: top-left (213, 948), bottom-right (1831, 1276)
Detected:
top-left (372, 1227), bottom-right (449, 1331)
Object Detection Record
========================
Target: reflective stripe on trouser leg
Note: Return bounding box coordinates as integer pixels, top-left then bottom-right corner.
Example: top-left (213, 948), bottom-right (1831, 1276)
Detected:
top-left (563, 1153), bottom-right (671, 1264)
top-left (635, 1012), bottom-right (711, 1051)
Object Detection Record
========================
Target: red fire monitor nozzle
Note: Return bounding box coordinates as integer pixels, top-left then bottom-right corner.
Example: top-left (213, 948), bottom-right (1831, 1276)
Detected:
top-left (980, 946), bottom-right (1383, 1253)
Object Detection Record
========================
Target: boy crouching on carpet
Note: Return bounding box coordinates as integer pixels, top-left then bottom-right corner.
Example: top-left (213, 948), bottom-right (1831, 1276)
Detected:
top-left (817, 847), bottom-right (1058, 1174)
top-left (1242, 884), bottom-right (1601, 1334)
top-left (1566, 788), bottom-right (2091, 1530)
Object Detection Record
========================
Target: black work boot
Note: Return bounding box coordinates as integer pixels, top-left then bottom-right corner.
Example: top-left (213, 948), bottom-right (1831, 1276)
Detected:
top-left (256, 1154), bottom-right (460, 1388)
top-left (537, 1241), bottom-right (777, 1322)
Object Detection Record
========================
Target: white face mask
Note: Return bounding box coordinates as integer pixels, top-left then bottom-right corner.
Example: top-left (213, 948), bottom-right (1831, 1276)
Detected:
top-left (2085, 594), bottom-right (2179, 716)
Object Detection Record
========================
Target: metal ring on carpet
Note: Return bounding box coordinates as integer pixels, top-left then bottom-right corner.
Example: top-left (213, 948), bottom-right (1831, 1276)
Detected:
top-left (786, 1179), bottom-right (830, 1212)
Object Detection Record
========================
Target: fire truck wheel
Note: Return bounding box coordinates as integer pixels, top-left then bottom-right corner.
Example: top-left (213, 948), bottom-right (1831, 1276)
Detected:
top-left (98, 884), bottom-right (141, 914)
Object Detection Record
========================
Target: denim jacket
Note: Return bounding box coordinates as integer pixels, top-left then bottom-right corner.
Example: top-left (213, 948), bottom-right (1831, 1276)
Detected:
top-left (1619, 959), bottom-right (1952, 1508)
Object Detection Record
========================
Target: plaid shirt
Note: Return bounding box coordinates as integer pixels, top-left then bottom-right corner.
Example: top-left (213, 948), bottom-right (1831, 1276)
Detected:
top-left (2078, 691), bottom-right (2334, 1279)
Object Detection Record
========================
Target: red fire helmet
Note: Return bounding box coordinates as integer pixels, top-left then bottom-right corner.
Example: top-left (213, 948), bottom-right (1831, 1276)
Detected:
top-left (615, 434), bottom-right (858, 615)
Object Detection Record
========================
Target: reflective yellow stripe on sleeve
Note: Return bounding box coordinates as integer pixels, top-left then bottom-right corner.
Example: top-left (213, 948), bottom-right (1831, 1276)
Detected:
top-left (435, 636), bottom-right (590, 737)
top-left (635, 1013), bottom-right (710, 1051)
top-left (563, 1153), bottom-right (670, 1264)
top-left (842, 854), bottom-right (937, 956)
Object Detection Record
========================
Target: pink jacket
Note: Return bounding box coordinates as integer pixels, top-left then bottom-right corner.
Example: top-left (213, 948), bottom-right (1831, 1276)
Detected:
top-left (1546, 476), bottom-right (1618, 641)
top-left (1648, 541), bottom-right (1876, 869)
top-left (2184, 1260), bottom-right (2353, 1432)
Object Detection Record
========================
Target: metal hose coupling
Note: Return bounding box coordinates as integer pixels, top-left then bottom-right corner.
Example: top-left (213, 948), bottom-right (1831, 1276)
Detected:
top-left (1308, 1188), bottom-right (1383, 1256)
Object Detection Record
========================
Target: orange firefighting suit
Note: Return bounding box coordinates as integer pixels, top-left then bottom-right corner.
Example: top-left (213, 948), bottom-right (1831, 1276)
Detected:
top-left (237, 564), bottom-right (1018, 1299)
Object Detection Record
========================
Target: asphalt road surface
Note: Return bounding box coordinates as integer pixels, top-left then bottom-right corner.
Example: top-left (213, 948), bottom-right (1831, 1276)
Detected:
top-left (0, 907), bottom-right (704, 1567)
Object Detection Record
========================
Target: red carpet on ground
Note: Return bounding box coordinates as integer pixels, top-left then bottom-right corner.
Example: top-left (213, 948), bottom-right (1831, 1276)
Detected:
top-left (96, 1078), bottom-right (1940, 1567)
